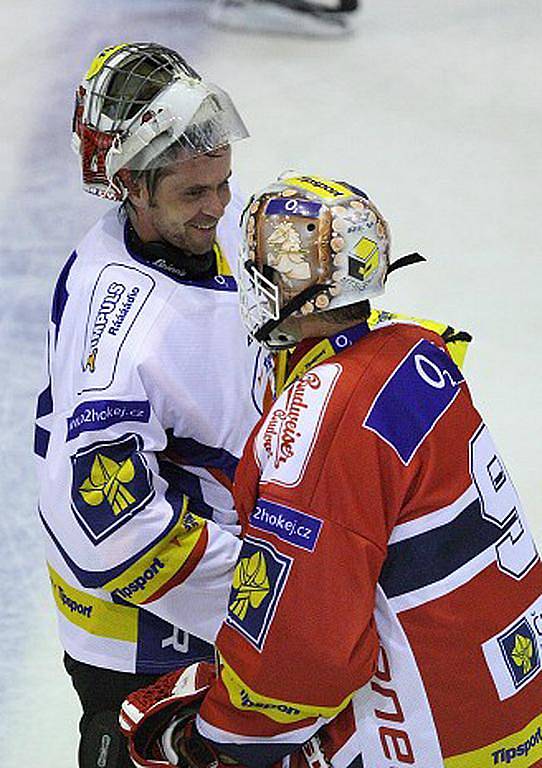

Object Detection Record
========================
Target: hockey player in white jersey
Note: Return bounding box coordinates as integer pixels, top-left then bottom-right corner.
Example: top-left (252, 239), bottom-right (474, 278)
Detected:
top-left (34, 42), bottom-right (268, 768)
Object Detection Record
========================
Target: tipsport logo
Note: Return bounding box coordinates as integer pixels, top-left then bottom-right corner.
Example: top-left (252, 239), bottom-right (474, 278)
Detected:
top-left (226, 537), bottom-right (292, 651)
top-left (70, 434), bottom-right (154, 543)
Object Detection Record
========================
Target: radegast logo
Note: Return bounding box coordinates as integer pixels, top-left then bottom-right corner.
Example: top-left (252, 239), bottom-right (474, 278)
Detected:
top-left (498, 617), bottom-right (541, 689)
top-left (71, 434), bottom-right (154, 543)
top-left (226, 536), bottom-right (292, 651)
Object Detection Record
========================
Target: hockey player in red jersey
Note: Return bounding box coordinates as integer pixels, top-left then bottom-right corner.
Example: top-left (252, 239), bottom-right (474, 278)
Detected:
top-left (120, 175), bottom-right (542, 768)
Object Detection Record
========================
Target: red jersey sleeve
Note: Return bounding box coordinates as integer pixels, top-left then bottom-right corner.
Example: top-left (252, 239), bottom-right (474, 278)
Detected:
top-left (198, 329), bottom-right (428, 766)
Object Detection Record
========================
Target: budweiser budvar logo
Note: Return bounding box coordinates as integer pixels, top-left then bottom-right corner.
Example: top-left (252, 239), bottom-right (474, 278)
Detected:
top-left (263, 372), bottom-right (322, 468)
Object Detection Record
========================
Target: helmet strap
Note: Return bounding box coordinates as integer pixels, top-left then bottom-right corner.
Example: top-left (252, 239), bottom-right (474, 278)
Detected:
top-left (254, 282), bottom-right (331, 343)
top-left (387, 251), bottom-right (426, 276)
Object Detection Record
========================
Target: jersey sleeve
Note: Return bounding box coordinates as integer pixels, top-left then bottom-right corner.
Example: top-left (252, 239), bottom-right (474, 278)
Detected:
top-left (197, 360), bottom-right (414, 766)
top-left (37, 330), bottom-right (241, 646)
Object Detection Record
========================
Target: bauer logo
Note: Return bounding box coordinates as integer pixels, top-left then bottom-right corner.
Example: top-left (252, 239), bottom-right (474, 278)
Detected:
top-left (66, 399), bottom-right (151, 441)
top-left (70, 434), bottom-right (154, 544)
top-left (80, 264), bottom-right (154, 393)
top-left (250, 499), bottom-right (322, 552)
top-left (255, 363), bottom-right (341, 488)
top-left (226, 536), bottom-right (292, 651)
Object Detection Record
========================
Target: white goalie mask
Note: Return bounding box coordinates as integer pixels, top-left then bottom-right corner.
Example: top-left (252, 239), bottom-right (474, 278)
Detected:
top-left (72, 42), bottom-right (248, 200)
top-left (238, 175), bottom-right (391, 349)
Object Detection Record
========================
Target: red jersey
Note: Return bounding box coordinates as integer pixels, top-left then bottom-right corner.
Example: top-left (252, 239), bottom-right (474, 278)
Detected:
top-left (198, 322), bottom-right (542, 768)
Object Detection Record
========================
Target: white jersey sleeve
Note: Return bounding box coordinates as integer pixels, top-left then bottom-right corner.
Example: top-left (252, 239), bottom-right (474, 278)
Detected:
top-left (35, 204), bottom-right (270, 673)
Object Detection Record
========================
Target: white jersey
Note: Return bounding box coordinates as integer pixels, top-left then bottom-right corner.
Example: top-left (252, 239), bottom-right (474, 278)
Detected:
top-left (35, 199), bottom-right (270, 674)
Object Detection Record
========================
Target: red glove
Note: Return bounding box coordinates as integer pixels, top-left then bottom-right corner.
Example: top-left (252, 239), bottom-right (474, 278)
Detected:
top-left (119, 661), bottom-right (217, 768)
top-left (120, 661), bottom-right (331, 768)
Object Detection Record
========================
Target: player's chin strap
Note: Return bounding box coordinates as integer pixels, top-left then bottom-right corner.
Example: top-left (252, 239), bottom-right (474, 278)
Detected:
top-left (253, 252), bottom-right (426, 345)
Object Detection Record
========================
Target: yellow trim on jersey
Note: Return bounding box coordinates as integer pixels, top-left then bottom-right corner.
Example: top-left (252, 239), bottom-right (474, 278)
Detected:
top-left (85, 44), bottom-right (129, 81)
top-left (282, 339), bottom-right (336, 395)
top-left (368, 308), bottom-right (471, 369)
top-left (214, 243), bottom-right (233, 277)
top-left (103, 497), bottom-right (206, 605)
top-left (281, 176), bottom-right (355, 201)
top-left (220, 656), bottom-right (353, 724)
top-left (273, 308), bottom-right (471, 399)
top-left (48, 564), bottom-right (138, 642)
top-left (444, 712), bottom-right (542, 768)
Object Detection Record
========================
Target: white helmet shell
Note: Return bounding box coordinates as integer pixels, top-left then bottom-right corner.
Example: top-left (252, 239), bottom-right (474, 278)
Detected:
top-left (72, 43), bottom-right (248, 200)
top-left (238, 175), bottom-right (391, 348)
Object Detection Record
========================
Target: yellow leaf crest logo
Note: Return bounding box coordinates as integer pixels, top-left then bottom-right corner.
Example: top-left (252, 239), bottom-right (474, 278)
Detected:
top-left (230, 551), bottom-right (270, 620)
top-left (511, 633), bottom-right (534, 675)
top-left (79, 453), bottom-right (136, 515)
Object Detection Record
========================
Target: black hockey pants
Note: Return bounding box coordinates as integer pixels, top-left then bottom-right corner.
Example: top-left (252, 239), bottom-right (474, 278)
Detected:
top-left (64, 653), bottom-right (160, 768)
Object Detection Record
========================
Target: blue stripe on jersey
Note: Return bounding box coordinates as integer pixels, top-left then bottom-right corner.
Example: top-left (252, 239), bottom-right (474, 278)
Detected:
top-left (38, 496), bottom-right (185, 589)
top-left (36, 383), bottom-right (53, 418)
top-left (364, 339), bottom-right (464, 464)
top-left (165, 432), bottom-right (239, 482)
top-left (51, 250), bottom-right (78, 344)
top-left (158, 457), bottom-right (214, 520)
top-left (34, 425), bottom-right (51, 458)
top-left (379, 497), bottom-right (515, 598)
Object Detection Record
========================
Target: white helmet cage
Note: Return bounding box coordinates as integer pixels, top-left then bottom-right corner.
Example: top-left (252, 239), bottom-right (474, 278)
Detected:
top-left (238, 175), bottom-right (391, 349)
top-left (72, 42), bottom-right (249, 200)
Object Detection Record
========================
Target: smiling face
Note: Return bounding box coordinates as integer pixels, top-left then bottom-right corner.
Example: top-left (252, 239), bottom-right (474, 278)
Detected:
top-left (129, 146), bottom-right (232, 255)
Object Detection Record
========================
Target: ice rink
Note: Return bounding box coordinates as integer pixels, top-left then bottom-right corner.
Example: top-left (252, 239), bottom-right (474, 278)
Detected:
top-left (1, 0), bottom-right (540, 764)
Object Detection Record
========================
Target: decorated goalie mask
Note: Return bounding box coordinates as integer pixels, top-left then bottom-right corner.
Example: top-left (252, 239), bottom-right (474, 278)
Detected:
top-left (238, 175), bottom-right (391, 349)
top-left (72, 42), bottom-right (249, 200)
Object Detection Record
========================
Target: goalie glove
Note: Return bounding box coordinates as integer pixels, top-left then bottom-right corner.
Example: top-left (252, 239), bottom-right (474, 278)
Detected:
top-left (119, 661), bottom-right (217, 768)
top-left (120, 661), bottom-right (331, 768)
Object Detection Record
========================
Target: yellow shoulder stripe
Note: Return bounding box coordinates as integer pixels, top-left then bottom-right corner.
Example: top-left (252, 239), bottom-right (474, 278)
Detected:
top-left (368, 308), bottom-right (472, 370)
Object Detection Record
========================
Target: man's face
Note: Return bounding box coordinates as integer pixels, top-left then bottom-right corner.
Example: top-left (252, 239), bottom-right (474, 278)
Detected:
top-left (133, 147), bottom-right (232, 255)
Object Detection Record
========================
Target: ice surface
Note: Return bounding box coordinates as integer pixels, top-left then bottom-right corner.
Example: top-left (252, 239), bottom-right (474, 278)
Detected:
top-left (1, 1), bottom-right (540, 763)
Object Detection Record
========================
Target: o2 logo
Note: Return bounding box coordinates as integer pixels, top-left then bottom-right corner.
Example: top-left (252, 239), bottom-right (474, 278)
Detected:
top-left (470, 424), bottom-right (538, 580)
